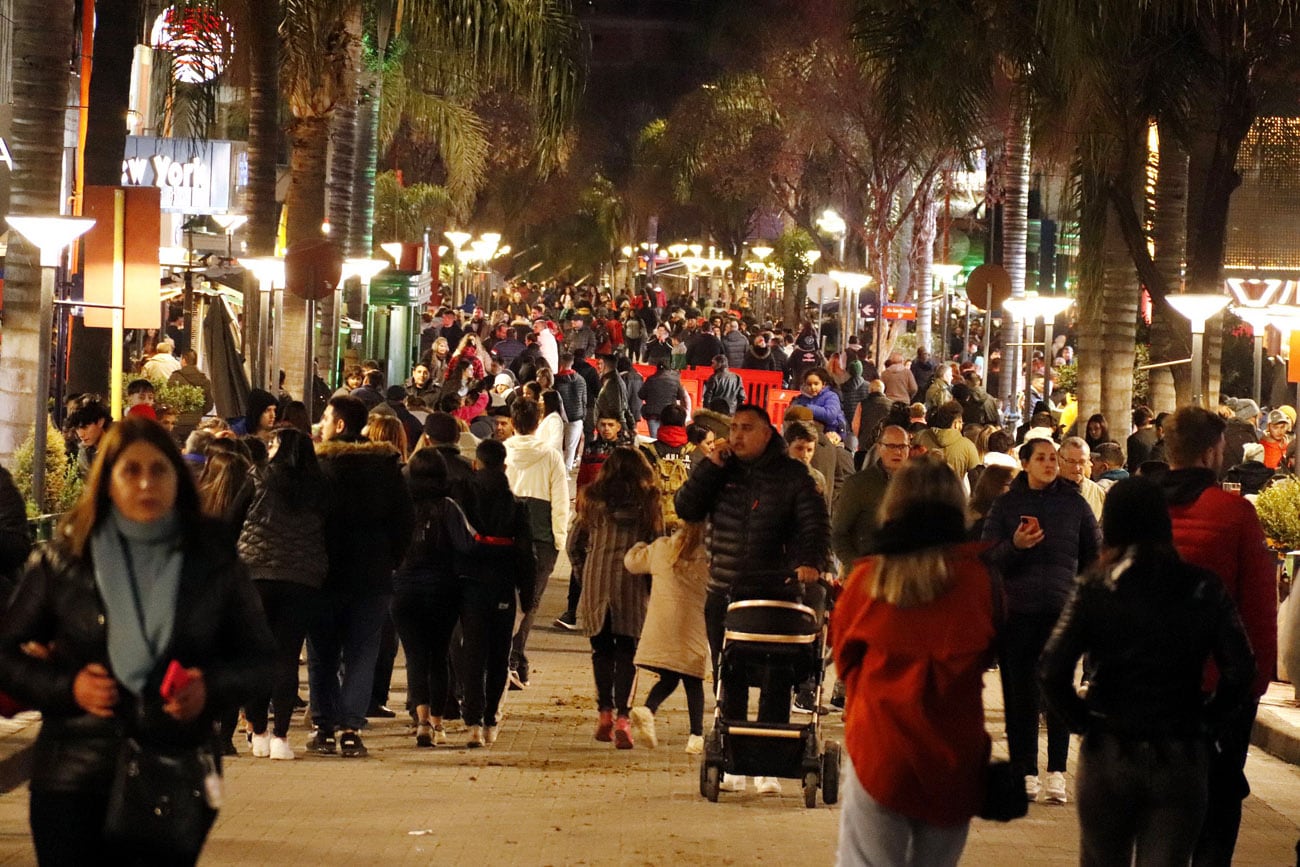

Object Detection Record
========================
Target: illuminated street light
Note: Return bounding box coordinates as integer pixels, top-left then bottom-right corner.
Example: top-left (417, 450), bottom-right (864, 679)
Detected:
top-left (1165, 293), bottom-right (1230, 407)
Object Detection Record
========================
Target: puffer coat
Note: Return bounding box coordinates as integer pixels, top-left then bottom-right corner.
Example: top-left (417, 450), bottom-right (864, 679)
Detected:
top-left (236, 469), bottom-right (328, 589)
top-left (626, 534), bottom-right (710, 679)
top-left (675, 433), bottom-right (830, 597)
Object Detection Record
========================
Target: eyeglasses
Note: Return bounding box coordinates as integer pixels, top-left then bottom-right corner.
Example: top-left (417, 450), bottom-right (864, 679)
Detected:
top-left (879, 442), bottom-right (910, 451)
top-left (1059, 457), bottom-right (1087, 467)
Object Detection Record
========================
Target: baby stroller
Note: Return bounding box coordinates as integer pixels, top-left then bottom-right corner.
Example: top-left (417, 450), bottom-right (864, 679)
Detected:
top-left (699, 591), bottom-right (840, 808)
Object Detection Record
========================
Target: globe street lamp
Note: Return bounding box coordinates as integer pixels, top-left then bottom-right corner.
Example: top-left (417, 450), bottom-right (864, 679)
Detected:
top-left (816, 208), bottom-right (847, 266)
top-left (443, 230), bottom-right (472, 306)
top-left (5, 215), bottom-right (96, 512)
top-left (1165, 293), bottom-right (1230, 407)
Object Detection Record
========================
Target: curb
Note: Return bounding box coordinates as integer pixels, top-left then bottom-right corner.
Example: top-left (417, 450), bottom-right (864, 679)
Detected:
top-left (1252, 704), bottom-right (1300, 766)
top-left (0, 715), bottom-right (38, 795)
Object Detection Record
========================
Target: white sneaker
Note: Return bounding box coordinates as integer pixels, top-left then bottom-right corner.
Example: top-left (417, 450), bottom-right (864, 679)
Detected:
top-left (249, 732), bottom-right (271, 758)
top-left (1024, 774), bottom-right (1041, 800)
top-left (433, 725), bottom-right (447, 746)
top-left (629, 706), bottom-right (657, 748)
top-left (719, 773), bottom-right (747, 792)
top-left (685, 734), bottom-right (704, 755)
top-left (1043, 771), bottom-right (1068, 804)
top-left (484, 725), bottom-right (500, 746)
top-left (466, 725), bottom-right (485, 748)
top-left (755, 776), bottom-right (783, 795)
top-left (268, 737), bottom-right (295, 760)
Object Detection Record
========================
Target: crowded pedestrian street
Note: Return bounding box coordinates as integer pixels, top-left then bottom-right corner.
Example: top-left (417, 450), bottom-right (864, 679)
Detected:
top-left (0, 563), bottom-right (1295, 866)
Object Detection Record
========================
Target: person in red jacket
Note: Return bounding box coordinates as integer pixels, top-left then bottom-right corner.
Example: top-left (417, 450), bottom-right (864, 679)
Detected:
top-left (1157, 406), bottom-right (1278, 867)
top-left (831, 458), bottom-right (997, 867)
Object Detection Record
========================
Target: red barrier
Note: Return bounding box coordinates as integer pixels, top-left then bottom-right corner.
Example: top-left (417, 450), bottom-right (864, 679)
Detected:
top-left (766, 389), bottom-right (801, 428)
top-left (735, 369), bottom-right (783, 410)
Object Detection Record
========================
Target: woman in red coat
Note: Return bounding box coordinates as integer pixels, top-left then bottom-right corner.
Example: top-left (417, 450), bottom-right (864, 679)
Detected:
top-left (830, 457), bottom-right (998, 866)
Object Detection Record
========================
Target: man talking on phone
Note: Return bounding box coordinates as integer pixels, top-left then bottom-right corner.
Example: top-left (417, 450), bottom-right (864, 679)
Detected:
top-left (675, 404), bottom-right (830, 794)
top-left (982, 436), bottom-right (1100, 806)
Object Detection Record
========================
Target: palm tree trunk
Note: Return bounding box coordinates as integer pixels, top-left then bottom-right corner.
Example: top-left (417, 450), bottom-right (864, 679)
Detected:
top-left (0, 0), bottom-right (76, 467)
top-left (350, 70), bottom-right (381, 256)
top-left (327, 3), bottom-right (362, 256)
top-left (83, 0), bottom-right (139, 185)
top-left (245, 0), bottom-right (281, 257)
top-left (282, 115), bottom-right (330, 401)
top-left (1001, 93), bottom-right (1031, 419)
top-left (1148, 120), bottom-right (1190, 412)
top-left (1101, 204), bottom-right (1139, 434)
top-left (910, 189), bottom-right (937, 356)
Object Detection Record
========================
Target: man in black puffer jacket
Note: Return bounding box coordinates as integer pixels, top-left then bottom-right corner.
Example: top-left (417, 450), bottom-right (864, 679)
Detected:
top-left (675, 404), bottom-right (830, 727)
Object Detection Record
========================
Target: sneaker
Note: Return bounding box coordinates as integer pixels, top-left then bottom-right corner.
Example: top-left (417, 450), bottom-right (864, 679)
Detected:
top-left (249, 732), bottom-right (271, 758)
top-left (306, 729), bottom-right (336, 755)
top-left (484, 725), bottom-right (500, 746)
top-left (415, 724), bottom-right (434, 748)
top-left (269, 737), bottom-right (295, 760)
top-left (595, 710), bottom-right (614, 742)
top-left (432, 725), bottom-right (447, 746)
top-left (1043, 771), bottom-right (1068, 805)
top-left (467, 725), bottom-right (485, 748)
top-left (755, 776), bottom-right (783, 795)
top-left (338, 730), bottom-right (368, 758)
top-left (1024, 774), bottom-right (1041, 800)
top-left (685, 734), bottom-right (705, 755)
top-left (613, 716), bottom-right (634, 750)
top-left (553, 611), bottom-right (579, 630)
top-left (508, 669), bottom-right (528, 690)
top-left (629, 706), bottom-right (657, 748)
top-left (719, 773), bottom-right (747, 792)
top-left (366, 705), bottom-right (397, 718)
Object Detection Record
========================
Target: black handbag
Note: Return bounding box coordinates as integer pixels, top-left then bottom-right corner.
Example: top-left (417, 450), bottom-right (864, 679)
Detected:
top-left (104, 737), bottom-right (219, 856)
top-left (978, 759), bottom-right (1029, 822)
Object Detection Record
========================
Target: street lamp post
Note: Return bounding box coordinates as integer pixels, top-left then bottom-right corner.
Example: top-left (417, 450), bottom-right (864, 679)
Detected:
top-left (931, 264), bottom-right (963, 358)
top-left (1166, 293), bottom-right (1231, 407)
top-left (6, 216), bottom-right (96, 511)
top-left (1004, 293), bottom-right (1073, 422)
top-left (1231, 306), bottom-right (1272, 406)
top-left (443, 230), bottom-right (471, 307)
top-left (239, 256), bottom-right (286, 392)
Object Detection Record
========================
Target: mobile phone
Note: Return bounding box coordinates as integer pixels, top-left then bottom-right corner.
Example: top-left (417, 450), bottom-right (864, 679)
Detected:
top-left (1018, 515), bottom-right (1040, 533)
top-left (161, 659), bottom-right (193, 700)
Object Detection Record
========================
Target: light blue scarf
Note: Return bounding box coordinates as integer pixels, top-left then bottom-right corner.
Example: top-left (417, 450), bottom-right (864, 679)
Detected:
top-left (90, 508), bottom-right (184, 695)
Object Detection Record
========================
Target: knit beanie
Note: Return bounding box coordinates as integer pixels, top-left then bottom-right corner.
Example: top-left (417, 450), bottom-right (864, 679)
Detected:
top-left (848, 360), bottom-right (863, 378)
top-left (1101, 477), bottom-right (1172, 549)
top-left (244, 389), bottom-right (278, 433)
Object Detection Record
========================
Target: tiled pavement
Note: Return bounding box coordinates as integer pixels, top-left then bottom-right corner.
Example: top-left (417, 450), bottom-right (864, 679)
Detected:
top-left (0, 563), bottom-right (1296, 865)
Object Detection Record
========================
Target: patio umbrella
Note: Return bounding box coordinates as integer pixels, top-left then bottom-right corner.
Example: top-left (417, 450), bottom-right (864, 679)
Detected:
top-left (203, 295), bottom-right (250, 420)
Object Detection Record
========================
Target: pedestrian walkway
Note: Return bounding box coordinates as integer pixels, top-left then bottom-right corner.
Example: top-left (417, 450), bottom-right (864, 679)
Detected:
top-left (0, 568), bottom-right (1296, 864)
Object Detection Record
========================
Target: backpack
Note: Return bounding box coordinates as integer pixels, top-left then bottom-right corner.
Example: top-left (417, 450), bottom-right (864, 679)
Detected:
top-left (645, 445), bottom-right (692, 529)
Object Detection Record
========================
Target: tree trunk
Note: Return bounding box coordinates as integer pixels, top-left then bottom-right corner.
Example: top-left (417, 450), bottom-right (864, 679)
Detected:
top-left (83, 0), bottom-right (139, 185)
top-left (1101, 205), bottom-right (1139, 436)
top-left (327, 3), bottom-right (362, 256)
top-left (910, 191), bottom-right (937, 356)
top-left (1001, 93), bottom-right (1031, 418)
top-left (245, 0), bottom-right (281, 257)
top-left (282, 115), bottom-right (330, 403)
top-left (350, 70), bottom-right (381, 255)
top-left (0, 0), bottom-right (76, 467)
top-left (1148, 119), bottom-right (1190, 411)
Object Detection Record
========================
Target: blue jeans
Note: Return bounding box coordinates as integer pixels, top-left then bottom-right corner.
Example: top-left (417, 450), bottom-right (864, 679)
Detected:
top-left (836, 753), bottom-right (969, 867)
top-left (307, 592), bottom-right (392, 732)
top-left (646, 417), bottom-right (661, 439)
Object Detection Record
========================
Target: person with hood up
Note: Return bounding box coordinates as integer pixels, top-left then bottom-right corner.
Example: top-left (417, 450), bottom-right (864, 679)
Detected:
top-left (503, 398), bottom-right (570, 688)
top-left (702, 355), bottom-right (745, 416)
top-left (784, 325), bottom-right (822, 387)
top-left (956, 372), bottom-right (1000, 426)
top-left (792, 366), bottom-right (846, 436)
top-left (235, 388), bottom-right (279, 442)
top-left (1038, 477), bottom-right (1254, 867)
top-left (741, 333), bottom-right (781, 371)
top-left (981, 437), bottom-right (1100, 806)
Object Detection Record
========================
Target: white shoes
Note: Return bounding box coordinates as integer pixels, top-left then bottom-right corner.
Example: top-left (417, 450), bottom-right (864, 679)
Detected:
top-left (1024, 774), bottom-right (1041, 800)
top-left (720, 773), bottom-right (747, 792)
top-left (467, 725), bottom-right (485, 748)
top-left (754, 776), bottom-right (783, 795)
top-left (685, 734), bottom-right (704, 755)
top-left (629, 707), bottom-right (657, 749)
top-left (249, 732), bottom-right (271, 758)
top-left (1043, 771), bottom-right (1068, 804)
top-left (484, 725), bottom-right (499, 746)
top-left (269, 737), bottom-right (295, 760)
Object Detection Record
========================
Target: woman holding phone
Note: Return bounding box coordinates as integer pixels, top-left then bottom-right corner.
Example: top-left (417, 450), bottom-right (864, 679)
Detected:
top-left (0, 416), bottom-right (274, 864)
top-left (981, 437), bottom-right (1100, 806)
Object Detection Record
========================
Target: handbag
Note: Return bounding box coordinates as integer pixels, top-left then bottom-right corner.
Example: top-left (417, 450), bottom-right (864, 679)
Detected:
top-left (104, 737), bottom-right (219, 856)
top-left (976, 566), bottom-right (1028, 822)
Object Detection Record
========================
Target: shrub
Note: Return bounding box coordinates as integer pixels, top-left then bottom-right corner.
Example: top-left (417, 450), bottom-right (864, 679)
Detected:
top-left (13, 421), bottom-right (83, 517)
top-left (1255, 476), bottom-right (1300, 551)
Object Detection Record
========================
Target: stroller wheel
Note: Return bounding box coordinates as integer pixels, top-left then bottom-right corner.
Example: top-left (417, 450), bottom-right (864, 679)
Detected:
top-left (822, 740), bottom-right (841, 805)
top-left (802, 771), bottom-right (819, 808)
top-left (702, 763), bottom-right (721, 802)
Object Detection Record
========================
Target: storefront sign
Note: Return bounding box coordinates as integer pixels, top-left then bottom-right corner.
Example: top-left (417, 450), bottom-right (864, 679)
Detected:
top-left (120, 136), bottom-right (235, 214)
top-left (882, 302), bottom-right (917, 321)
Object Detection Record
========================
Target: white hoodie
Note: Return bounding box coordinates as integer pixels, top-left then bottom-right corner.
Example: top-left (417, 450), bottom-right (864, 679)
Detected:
top-left (505, 433), bottom-right (570, 551)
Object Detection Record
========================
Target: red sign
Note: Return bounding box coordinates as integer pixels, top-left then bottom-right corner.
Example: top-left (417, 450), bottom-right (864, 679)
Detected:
top-left (882, 303), bottom-right (917, 321)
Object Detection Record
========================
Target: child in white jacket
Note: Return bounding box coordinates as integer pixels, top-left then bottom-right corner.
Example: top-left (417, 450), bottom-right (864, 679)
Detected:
top-left (623, 522), bottom-right (711, 753)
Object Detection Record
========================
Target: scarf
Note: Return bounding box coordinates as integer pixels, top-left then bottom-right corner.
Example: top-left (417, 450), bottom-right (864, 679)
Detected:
top-left (657, 425), bottom-right (688, 448)
top-left (90, 508), bottom-right (184, 695)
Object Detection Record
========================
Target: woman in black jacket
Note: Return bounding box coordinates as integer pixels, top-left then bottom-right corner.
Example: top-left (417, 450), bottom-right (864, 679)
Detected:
top-left (461, 439), bottom-right (535, 747)
top-left (392, 448), bottom-right (476, 748)
top-left (1039, 478), bottom-right (1254, 866)
top-left (980, 437), bottom-right (1100, 805)
top-left (236, 428), bottom-right (328, 760)
top-left (0, 416), bottom-right (273, 865)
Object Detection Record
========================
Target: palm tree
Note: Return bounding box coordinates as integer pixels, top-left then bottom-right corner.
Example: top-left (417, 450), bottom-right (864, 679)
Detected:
top-left (0, 0), bottom-right (77, 467)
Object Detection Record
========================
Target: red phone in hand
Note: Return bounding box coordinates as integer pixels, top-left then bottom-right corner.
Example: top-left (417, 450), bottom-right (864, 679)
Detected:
top-left (160, 659), bottom-right (193, 701)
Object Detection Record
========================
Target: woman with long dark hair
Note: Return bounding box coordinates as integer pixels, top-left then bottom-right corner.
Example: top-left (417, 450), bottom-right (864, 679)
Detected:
top-left (391, 449), bottom-right (476, 748)
top-left (1084, 413), bottom-right (1111, 452)
top-left (570, 447), bottom-right (662, 749)
top-left (0, 417), bottom-right (273, 864)
top-left (831, 458), bottom-right (997, 866)
top-left (236, 428), bottom-right (328, 760)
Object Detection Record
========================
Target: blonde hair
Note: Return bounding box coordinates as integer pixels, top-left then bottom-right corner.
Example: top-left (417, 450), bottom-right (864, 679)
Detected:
top-left (365, 413), bottom-right (409, 461)
top-left (865, 458), bottom-right (966, 608)
top-left (671, 521), bottom-right (706, 565)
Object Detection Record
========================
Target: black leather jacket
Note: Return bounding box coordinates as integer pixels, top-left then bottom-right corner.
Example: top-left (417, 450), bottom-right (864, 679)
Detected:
top-left (1038, 544), bottom-right (1254, 739)
top-left (0, 522), bottom-right (274, 792)
top-left (675, 433), bottom-right (830, 597)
